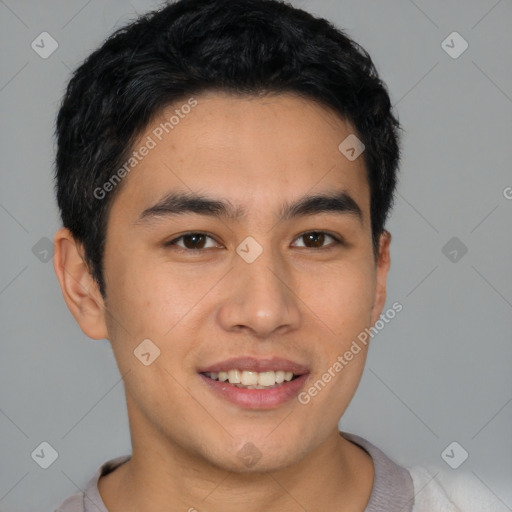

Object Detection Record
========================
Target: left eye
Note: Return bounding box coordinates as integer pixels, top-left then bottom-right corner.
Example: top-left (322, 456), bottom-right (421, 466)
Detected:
top-left (292, 231), bottom-right (340, 249)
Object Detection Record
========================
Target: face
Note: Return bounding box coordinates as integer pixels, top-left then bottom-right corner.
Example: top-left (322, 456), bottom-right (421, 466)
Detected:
top-left (88, 92), bottom-right (390, 472)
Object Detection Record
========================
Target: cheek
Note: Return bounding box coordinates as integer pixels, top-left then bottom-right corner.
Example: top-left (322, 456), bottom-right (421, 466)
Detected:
top-left (296, 258), bottom-right (375, 410)
top-left (297, 265), bottom-right (373, 413)
top-left (301, 259), bottom-right (376, 340)
top-left (104, 250), bottom-right (202, 337)
top-left (103, 260), bottom-right (202, 419)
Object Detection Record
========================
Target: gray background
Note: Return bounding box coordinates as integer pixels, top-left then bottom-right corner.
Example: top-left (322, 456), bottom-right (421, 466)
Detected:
top-left (1, 0), bottom-right (511, 510)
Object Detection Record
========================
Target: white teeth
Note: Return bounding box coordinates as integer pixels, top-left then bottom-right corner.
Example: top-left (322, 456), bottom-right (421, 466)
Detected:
top-left (275, 370), bottom-right (285, 383)
top-left (228, 369), bottom-right (241, 383)
top-left (204, 369), bottom-right (299, 387)
top-left (240, 371), bottom-right (258, 386)
top-left (258, 371), bottom-right (276, 386)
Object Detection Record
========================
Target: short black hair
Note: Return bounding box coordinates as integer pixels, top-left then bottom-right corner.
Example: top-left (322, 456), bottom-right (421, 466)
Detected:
top-left (55, 0), bottom-right (401, 298)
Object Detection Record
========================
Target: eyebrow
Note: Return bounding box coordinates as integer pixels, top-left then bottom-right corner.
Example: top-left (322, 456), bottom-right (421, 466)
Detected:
top-left (137, 190), bottom-right (363, 224)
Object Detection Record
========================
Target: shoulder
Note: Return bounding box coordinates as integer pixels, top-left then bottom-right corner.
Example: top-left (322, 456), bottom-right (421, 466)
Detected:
top-left (54, 491), bottom-right (84, 512)
top-left (408, 465), bottom-right (510, 512)
top-left (54, 454), bottom-right (131, 512)
top-left (342, 432), bottom-right (508, 512)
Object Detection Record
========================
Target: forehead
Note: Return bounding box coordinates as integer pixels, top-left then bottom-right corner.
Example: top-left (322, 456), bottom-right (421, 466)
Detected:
top-left (109, 91), bottom-right (370, 223)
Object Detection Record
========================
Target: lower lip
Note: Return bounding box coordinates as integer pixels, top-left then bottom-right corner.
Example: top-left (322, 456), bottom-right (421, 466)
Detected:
top-left (199, 373), bottom-right (309, 409)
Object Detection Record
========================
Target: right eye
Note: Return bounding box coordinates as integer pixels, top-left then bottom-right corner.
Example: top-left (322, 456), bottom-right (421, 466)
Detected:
top-left (165, 232), bottom-right (221, 251)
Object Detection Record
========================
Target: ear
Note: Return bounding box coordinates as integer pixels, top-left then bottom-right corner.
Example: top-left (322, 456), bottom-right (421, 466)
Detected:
top-left (53, 227), bottom-right (109, 340)
top-left (370, 229), bottom-right (392, 326)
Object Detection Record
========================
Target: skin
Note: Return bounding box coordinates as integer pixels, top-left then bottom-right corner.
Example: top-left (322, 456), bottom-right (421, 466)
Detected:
top-left (54, 91), bottom-right (391, 512)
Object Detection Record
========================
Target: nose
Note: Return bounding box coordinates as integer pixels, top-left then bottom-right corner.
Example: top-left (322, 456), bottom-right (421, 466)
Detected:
top-left (216, 246), bottom-right (301, 339)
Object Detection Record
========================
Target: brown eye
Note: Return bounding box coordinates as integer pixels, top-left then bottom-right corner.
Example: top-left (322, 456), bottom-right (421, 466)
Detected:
top-left (182, 234), bottom-right (207, 249)
top-left (304, 232), bottom-right (325, 247)
top-left (292, 231), bottom-right (341, 249)
top-left (167, 233), bottom-right (218, 250)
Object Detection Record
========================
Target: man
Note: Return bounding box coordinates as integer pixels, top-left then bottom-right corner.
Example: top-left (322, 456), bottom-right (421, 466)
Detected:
top-left (53, 1), bottom-right (486, 510)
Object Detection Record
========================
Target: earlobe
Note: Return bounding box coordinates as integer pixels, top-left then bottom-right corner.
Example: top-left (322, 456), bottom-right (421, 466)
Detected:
top-left (370, 230), bottom-right (392, 326)
top-left (53, 227), bottom-right (109, 340)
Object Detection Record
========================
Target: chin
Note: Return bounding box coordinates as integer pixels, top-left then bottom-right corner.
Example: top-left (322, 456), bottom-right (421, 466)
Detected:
top-left (198, 434), bottom-right (308, 474)
top-left (213, 449), bottom-right (300, 474)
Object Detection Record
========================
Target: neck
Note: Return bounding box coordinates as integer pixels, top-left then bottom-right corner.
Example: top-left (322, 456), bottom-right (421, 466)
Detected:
top-left (99, 408), bottom-right (373, 512)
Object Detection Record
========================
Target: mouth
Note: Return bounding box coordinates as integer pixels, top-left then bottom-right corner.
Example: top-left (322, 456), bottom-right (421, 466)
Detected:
top-left (197, 357), bottom-right (309, 409)
top-left (201, 369), bottom-right (300, 389)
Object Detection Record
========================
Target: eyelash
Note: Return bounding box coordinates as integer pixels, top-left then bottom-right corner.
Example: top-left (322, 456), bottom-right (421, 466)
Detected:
top-left (165, 231), bottom-right (344, 252)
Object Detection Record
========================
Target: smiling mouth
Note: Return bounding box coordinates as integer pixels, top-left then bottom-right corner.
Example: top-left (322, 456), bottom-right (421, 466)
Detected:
top-left (201, 369), bottom-right (301, 389)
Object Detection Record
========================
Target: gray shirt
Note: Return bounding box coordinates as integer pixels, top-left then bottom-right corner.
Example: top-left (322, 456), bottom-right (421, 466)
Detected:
top-left (55, 432), bottom-right (414, 511)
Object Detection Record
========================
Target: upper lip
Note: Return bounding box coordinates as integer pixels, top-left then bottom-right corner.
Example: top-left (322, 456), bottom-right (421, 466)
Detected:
top-left (197, 357), bottom-right (309, 375)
